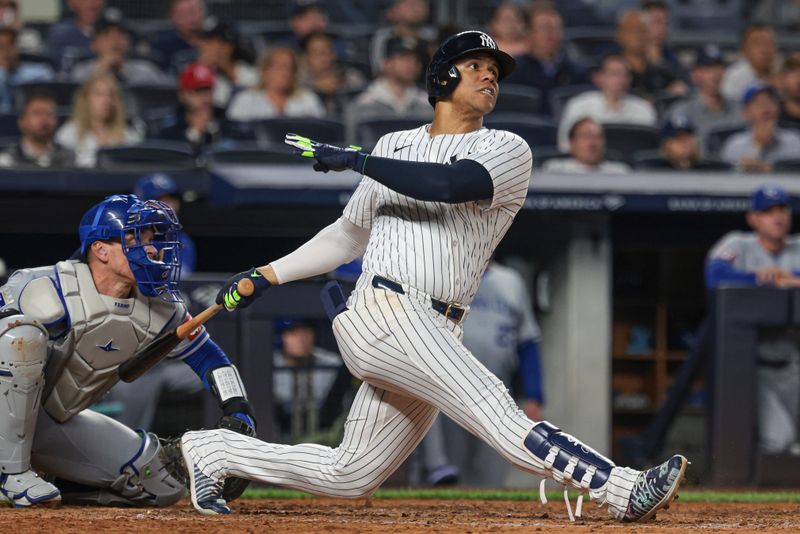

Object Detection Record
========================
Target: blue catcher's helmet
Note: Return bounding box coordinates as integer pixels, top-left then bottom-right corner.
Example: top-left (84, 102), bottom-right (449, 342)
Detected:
top-left (133, 172), bottom-right (178, 201)
top-left (79, 194), bottom-right (183, 302)
top-left (425, 30), bottom-right (516, 107)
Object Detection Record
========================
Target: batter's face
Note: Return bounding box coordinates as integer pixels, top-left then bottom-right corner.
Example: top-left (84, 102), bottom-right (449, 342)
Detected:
top-left (450, 53), bottom-right (500, 115)
top-left (748, 205), bottom-right (792, 242)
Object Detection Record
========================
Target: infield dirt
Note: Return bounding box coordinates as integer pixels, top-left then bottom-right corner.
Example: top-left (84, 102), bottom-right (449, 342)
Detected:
top-left (3, 498), bottom-right (800, 533)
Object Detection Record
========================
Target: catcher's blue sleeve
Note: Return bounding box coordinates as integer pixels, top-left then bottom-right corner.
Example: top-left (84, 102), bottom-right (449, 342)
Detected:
top-left (518, 340), bottom-right (544, 404)
top-left (182, 338), bottom-right (231, 390)
top-left (705, 258), bottom-right (757, 288)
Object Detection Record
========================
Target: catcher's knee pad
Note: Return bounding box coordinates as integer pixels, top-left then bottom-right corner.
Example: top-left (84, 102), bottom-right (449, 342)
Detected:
top-left (0, 312), bottom-right (49, 473)
top-left (524, 421), bottom-right (614, 491)
top-left (101, 431), bottom-right (184, 507)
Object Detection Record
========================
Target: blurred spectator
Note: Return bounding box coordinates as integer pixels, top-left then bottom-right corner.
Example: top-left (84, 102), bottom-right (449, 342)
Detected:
top-left (196, 17), bottom-right (257, 108)
top-left (370, 0), bottom-right (435, 77)
top-left (226, 46), bottom-right (325, 121)
top-left (45, 0), bottom-right (105, 72)
top-left (641, 0), bottom-right (683, 81)
top-left (543, 117), bottom-right (630, 173)
top-left (779, 53), bottom-right (800, 129)
top-left (56, 72), bottom-right (141, 167)
top-left (155, 63), bottom-right (224, 152)
top-left (151, 0), bottom-right (205, 72)
top-left (345, 36), bottom-right (430, 139)
top-left (0, 0), bottom-right (43, 52)
top-left (557, 53), bottom-right (656, 151)
top-left (721, 24), bottom-right (779, 103)
top-left (70, 8), bottom-right (169, 85)
top-left (300, 31), bottom-right (365, 117)
top-left (272, 319), bottom-right (350, 443)
top-left (486, 2), bottom-right (529, 57)
top-left (504, 4), bottom-right (587, 115)
top-left (0, 27), bottom-right (53, 113)
top-left (646, 117), bottom-right (727, 170)
top-left (668, 45), bottom-right (743, 156)
top-left (0, 91), bottom-right (73, 168)
top-left (133, 172), bottom-right (197, 275)
top-left (720, 82), bottom-right (800, 172)
top-left (705, 184), bottom-right (800, 455)
top-left (615, 10), bottom-right (686, 101)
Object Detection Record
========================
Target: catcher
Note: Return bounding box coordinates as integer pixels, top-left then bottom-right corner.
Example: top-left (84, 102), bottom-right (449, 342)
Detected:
top-left (0, 194), bottom-right (254, 507)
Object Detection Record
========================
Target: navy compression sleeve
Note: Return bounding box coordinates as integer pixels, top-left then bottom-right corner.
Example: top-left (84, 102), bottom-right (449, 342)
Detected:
top-left (361, 156), bottom-right (494, 203)
top-left (183, 338), bottom-right (231, 390)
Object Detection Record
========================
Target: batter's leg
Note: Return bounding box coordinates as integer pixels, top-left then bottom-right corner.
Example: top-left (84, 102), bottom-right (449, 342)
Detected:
top-left (182, 380), bottom-right (438, 512)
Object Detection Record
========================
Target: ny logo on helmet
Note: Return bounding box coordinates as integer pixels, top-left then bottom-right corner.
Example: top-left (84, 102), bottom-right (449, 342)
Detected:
top-left (480, 33), bottom-right (496, 49)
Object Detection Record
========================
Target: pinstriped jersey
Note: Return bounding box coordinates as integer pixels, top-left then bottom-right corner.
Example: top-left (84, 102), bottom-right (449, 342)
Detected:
top-left (343, 124), bottom-right (533, 304)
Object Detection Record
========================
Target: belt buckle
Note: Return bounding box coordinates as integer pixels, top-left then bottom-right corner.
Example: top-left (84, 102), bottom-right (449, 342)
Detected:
top-left (444, 303), bottom-right (465, 325)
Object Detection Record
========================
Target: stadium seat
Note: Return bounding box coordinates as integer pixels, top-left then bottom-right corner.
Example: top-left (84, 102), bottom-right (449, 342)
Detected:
top-left (531, 146), bottom-right (568, 170)
top-left (0, 114), bottom-right (20, 137)
top-left (655, 93), bottom-right (683, 117)
top-left (493, 84), bottom-right (542, 114)
top-left (95, 141), bottom-right (198, 169)
top-left (548, 84), bottom-right (595, 121)
top-left (206, 142), bottom-right (304, 165)
top-left (484, 113), bottom-right (558, 149)
top-left (564, 27), bottom-right (616, 63)
top-left (14, 81), bottom-right (79, 112)
top-left (258, 118), bottom-right (346, 145)
top-left (355, 116), bottom-right (429, 148)
top-left (705, 125), bottom-right (745, 157)
top-left (774, 159), bottom-right (800, 172)
top-left (127, 85), bottom-right (180, 119)
top-left (601, 124), bottom-right (661, 162)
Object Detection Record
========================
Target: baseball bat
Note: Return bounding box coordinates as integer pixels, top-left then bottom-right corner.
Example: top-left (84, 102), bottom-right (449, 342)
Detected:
top-left (118, 278), bottom-right (255, 383)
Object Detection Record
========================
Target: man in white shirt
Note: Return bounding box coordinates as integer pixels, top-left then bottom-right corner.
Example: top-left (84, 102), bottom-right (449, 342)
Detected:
top-left (721, 24), bottom-right (778, 103)
top-left (543, 117), bottom-right (630, 174)
top-left (557, 54), bottom-right (656, 152)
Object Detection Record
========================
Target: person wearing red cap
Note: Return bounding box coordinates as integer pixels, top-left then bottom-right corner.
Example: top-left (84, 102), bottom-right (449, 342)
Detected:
top-left (155, 62), bottom-right (226, 151)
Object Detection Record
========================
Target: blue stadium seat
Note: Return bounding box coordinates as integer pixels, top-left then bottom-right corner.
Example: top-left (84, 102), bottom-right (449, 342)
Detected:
top-left (258, 118), bottom-right (346, 145)
top-left (206, 142), bottom-right (304, 165)
top-left (484, 113), bottom-right (558, 149)
top-left (493, 84), bottom-right (542, 114)
top-left (705, 125), bottom-right (746, 158)
top-left (601, 124), bottom-right (661, 162)
top-left (127, 84), bottom-right (180, 119)
top-left (0, 114), bottom-right (20, 137)
top-left (95, 141), bottom-right (198, 169)
top-left (531, 146), bottom-right (568, 170)
top-left (355, 116), bottom-right (430, 149)
top-left (548, 84), bottom-right (595, 121)
top-left (14, 81), bottom-right (79, 112)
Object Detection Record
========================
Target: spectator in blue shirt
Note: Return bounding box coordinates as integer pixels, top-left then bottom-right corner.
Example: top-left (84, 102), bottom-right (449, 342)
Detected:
top-left (0, 27), bottom-right (53, 113)
top-left (151, 0), bottom-right (205, 72)
top-left (45, 0), bottom-right (105, 73)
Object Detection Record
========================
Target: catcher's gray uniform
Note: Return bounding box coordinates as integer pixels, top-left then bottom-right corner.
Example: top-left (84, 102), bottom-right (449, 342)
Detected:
top-left (707, 231), bottom-right (800, 453)
top-left (0, 260), bottom-right (209, 506)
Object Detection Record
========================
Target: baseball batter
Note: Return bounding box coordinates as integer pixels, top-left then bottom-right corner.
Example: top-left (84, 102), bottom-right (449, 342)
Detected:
top-left (0, 195), bottom-right (255, 507)
top-left (180, 31), bottom-right (687, 522)
top-left (706, 185), bottom-right (800, 454)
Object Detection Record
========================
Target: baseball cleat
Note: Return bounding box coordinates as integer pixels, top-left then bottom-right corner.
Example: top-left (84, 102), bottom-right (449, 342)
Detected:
top-left (181, 434), bottom-right (230, 515)
top-left (623, 454), bottom-right (688, 522)
top-left (0, 470), bottom-right (61, 508)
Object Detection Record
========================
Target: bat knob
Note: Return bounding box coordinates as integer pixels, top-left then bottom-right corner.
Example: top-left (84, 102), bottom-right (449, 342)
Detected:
top-left (237, 278), bottom-right (255, 297)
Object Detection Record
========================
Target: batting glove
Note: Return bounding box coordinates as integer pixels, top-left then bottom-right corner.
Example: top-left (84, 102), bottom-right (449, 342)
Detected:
top-left (285, 132), bottom-right (368, 173)
top-left (216, 268), bottom-right (270, 311)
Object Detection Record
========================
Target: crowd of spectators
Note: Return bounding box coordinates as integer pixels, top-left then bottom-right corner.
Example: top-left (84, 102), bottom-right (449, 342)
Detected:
top-left (0, 0), bottom-right (799, 173)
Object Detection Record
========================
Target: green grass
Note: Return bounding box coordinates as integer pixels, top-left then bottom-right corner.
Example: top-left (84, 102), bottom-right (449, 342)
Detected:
top-left (241, 487), bottom-right (800, 503)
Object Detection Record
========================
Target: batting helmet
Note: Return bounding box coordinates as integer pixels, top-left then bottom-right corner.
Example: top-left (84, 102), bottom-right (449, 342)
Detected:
top-left (134, 173), bottom-right (179, 201)
top-left (425, 30), bottom-right (516, 107)
top-left (79, 194), bottom-right (183, 301)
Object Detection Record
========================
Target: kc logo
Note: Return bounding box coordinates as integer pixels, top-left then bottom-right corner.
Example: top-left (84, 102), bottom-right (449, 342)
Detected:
top-left (479, 33), bottom-right (496, 49)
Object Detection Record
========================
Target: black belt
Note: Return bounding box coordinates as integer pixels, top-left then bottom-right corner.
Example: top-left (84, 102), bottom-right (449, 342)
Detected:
top-left (371, 276), bottom-right (466, 324)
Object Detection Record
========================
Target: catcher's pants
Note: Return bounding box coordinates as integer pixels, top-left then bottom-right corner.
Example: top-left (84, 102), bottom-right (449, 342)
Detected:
top-left (185, 286), bottom-right (629, 497)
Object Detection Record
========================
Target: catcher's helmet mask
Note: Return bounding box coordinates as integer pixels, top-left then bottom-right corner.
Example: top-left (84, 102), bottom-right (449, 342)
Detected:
top-left (426, 30), bottom-right (516, 107)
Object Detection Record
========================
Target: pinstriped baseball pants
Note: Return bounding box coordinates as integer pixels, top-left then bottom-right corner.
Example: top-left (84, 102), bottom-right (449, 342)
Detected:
top-left (183, 286), bottom-right (636, 501)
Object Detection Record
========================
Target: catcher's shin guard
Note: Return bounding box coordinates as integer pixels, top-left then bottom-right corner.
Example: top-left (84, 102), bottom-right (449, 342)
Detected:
top-left (0, 313), bottom-right (49, 474)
